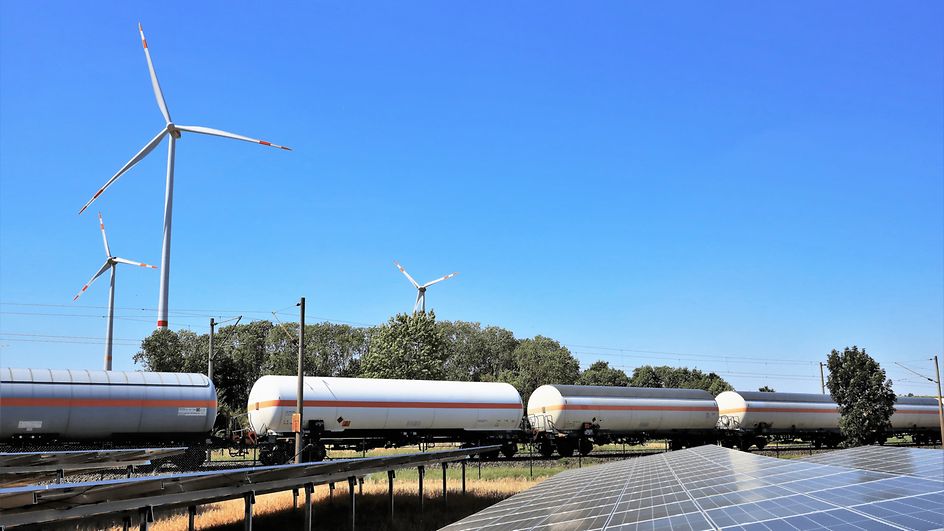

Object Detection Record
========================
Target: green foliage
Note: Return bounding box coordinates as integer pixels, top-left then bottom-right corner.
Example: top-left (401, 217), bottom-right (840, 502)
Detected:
top-left (438, 320), bottom-right (518, 381)
top-left (359, 312), bottom-right (447, 380)
top-left (577, 360), bottom-right (629, 387)
top-left (628, 365), bottom-right (733, 395)
top-left (758, 386), bottom-right (775, 392)
top-left (501, 336), bottom-right (580, 404)
top-left (826, 346), bottom-right (896, 447)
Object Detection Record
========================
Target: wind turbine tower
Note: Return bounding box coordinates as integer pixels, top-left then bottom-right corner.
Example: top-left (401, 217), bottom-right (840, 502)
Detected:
top-left (79, 23), bottom-right (291, 329)
top-left (394, 260), bottom-right (459, 314)
top-left (74, 213), bottom-right (157, 370)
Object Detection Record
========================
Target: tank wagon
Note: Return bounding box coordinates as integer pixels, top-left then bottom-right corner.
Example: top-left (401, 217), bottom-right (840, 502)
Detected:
top-left (717, 391), bottom-right (943, 449)
top-left (247, 375), bottom-right (523, 464)
top-left (527, 385), bottom-right (719, 457)
top-left (0, 368), bottom-right (217, 467)
top-left (716, 391), bottom-right (841, 450)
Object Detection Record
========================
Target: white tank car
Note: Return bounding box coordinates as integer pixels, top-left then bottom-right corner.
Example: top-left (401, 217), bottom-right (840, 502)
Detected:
top-left (0, 368), bottom-right (217, 442)
top-left (716, 391), bottom-right (839, 434)
top-left (891, 397), bottom-right (941, 431)
top-left (527, 385), bottom-right (719, 433)
top-left (247, 375), bottom-right (522, 437)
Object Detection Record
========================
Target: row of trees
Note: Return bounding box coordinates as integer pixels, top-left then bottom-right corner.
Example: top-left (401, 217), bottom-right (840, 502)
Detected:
top-left (135, 311), bottom-right (733, 416)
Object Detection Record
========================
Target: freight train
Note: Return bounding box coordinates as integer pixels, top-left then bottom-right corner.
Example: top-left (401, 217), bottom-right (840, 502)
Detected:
top-left (2, 367), bottom-right (941, 467)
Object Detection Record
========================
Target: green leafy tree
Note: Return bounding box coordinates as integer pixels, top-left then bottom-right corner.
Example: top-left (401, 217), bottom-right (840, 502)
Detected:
top-left (360, 312), bottom-right (446, 380)
top-left (577, 360), bottom-right (629, 387)
top-left (826, 346), bottom-right (896, 447)
top-left (439, 320), bottom-right (518, 381)
top-left (629, 365), bottom-right (733, 395)
top-left (758, 386), bottom-right (775, 392)
top-left (502, 336), bottom-right (580, 404)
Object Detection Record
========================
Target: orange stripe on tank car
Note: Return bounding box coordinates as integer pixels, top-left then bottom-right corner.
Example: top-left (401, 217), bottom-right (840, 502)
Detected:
top-left (718, 407), bottom-right (838, 415)
top-left (0, 397), bottom-right (217, 408)
top-left (250, 399), bottom-right (522, 411)
top-left (542, 404), bottom-right (718, 412)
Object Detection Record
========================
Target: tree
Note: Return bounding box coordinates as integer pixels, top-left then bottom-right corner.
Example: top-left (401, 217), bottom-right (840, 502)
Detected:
top-left (826, 346), bottom-right (896, 447)
top-left (628, 365), bottom-right (733, 395)
top-left (758, 386), bottom-right (775, 392)
top-left (439, 321), bottom-right (518, 381)
top-left (577, 360), bottom-right (629, 387)
top-left (502, 336), bottom-right (580, 404)
top-left (360, 312), bottom-right (446, 380)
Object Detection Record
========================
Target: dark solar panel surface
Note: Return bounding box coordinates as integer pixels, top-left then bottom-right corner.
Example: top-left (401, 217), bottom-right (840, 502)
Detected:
top-left (441, 445), bottom-right (944, 531)
top-left (799, 445), bottom-right (944, 480)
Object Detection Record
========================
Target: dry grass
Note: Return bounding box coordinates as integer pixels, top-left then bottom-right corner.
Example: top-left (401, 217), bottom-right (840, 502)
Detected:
top-left (107, 475), bottom-right (547, 531)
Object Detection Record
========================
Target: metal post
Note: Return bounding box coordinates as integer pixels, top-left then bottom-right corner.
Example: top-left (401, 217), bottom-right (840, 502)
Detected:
top-left (55, 469), bottom-right (63, 483)
top-left (478, 457), bottom-right (481, 479)
top-left (387, 470), bottom-right (395, 520)
top-left (441, 462), bottom-right (448, 501)
top-left (461, 460), bottom-right (466, 494)
top-left (156, 134), bottom-right (175, 329)
top-left (348, 476), bottom-right (356, 530)
top-left (126, 465), bottom-right (133, 478)
top-left (934, 355), bottom-right (944, 450)
top-left (304, 483), bottom-right (313, 531)
top-left (139, 506), bottom-right (153, 531)
top-left (529, 442), bottom-right (533, 478)
top-left (104, 266), bottom-right (115, 370)
top-left (208, 318), bottom-right (215, 382)
top-left (122, 516), bottom-right (131, 531)
top-left (819, 362), bottom-right (826, 394)
top-left (243, 492), bottom-right (254, 531)
top-left (418, 465), bottom-right (425, 512)
top-left (187, 505), bottom-right (196, 531)
top-left (295, 297), bottom-right (305, 464)
top-left (293, 488), bottom-right (298, 509)
top-left (329, 482), bottom-right (335, 504)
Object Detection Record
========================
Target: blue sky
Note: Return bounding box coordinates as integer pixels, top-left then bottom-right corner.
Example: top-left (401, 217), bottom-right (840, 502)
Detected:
top-left (1, 2), bottom-right (941, 395)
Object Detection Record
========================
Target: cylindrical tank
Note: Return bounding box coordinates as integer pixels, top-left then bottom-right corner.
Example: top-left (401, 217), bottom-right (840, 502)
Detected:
top-left (891, 397), bottom-right (941, 431)
top-left (247, 375), bottom-right (523, 435)
top-left (716, 391), bottom-right (838, 433)
top-left (527, 385), bottom-right (719, 433)
top-left (0, 368), bottom-right (217, 441)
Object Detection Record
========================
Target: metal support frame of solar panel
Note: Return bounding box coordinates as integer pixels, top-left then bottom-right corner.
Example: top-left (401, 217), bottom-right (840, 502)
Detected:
top-left (0, 448), bottom-right (186, 488)
top-left (0, 445), bottom-right (498, 528)
top-left (443, 445), bottom-right (944, 531)
top-left (798, 445), bottom-right (944, 480)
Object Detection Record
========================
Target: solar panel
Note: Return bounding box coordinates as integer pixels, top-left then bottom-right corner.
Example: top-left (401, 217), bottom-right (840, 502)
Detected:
top-left (442, 445), bottom-right (944, 531)
top-left (798, 445), bottom-right (944, 480)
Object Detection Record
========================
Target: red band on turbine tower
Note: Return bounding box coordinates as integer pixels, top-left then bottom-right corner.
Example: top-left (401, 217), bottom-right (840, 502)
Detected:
top-left (157, 320), bottom-right (168, 327)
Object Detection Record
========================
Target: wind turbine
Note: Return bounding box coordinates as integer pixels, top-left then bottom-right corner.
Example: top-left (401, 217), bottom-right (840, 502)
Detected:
top-left (394, 261), bottom-right (459, 314)
top-left (78, 23), bottom-right (291, 329)
top-left (74, 213), bottom-right (157, 371)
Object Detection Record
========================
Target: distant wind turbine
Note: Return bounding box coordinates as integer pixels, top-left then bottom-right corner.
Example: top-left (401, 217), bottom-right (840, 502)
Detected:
top-left (394, 260), bottom-right (458, 314)
top-left (78, 23), bottom-right (291, 329)
top-left (74, 213), bottom-right (157, 370)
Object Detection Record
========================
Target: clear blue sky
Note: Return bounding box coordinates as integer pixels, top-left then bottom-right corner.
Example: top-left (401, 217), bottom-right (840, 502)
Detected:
top-left (1, 2), bottom-right (941, 395)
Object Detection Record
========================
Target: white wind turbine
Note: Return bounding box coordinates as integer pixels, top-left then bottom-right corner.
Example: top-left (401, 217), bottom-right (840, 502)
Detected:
top-left (74, 213), bottom-right (157, 371)
top-left (394, 260), bottom-right (459, 314)
top-left (78, 23), bottom-right (291, 329)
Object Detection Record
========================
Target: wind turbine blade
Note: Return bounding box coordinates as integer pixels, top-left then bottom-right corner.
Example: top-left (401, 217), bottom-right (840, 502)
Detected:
top-left (175, 125), bottom-right (292, 150)
top-left (422, 272), bottom-right (459, 288)
top-left (78, 129), bottom-right (168, 214)
top-left (394, 260), bottom-right (420, 288)
top-left (138, 23), bottom-right (172, 124)
top-left (98, 212), bottom-right (111, 257)
top-left (73, 262), bottom-right (112, 301)
top-left (113, 257), bottom-right (158, 269)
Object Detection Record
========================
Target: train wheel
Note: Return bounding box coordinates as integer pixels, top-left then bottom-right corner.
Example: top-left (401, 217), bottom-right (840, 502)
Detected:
top-left (556, 439), bottom-right (575, 457)
top-left (754, 438), bottom-right (768, 450)
top-left (538, 440), bottom-right (554, 458)
top-left (670, 439), bottom-right (684, 451)
top-left (738, 439), bottom-right (752, 452)
top-left (500, 442), bottom-right (518, 459)
top-left (578, 439), bottom-right (593, 456)
top-left (171, 447), bottom-right (207, 470)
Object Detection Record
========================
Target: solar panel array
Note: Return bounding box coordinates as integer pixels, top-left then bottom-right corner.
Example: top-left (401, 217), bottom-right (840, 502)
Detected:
top-left (443, 445), bottom-right (944, 531)
top-left (799, 445), bottom-right (944, 480)
top-left (0, 448), bottom-right (186, 487)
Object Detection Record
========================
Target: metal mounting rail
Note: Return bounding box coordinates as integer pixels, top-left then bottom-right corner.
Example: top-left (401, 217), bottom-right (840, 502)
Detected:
top-left (0, 445), bottom-right (500, 530)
